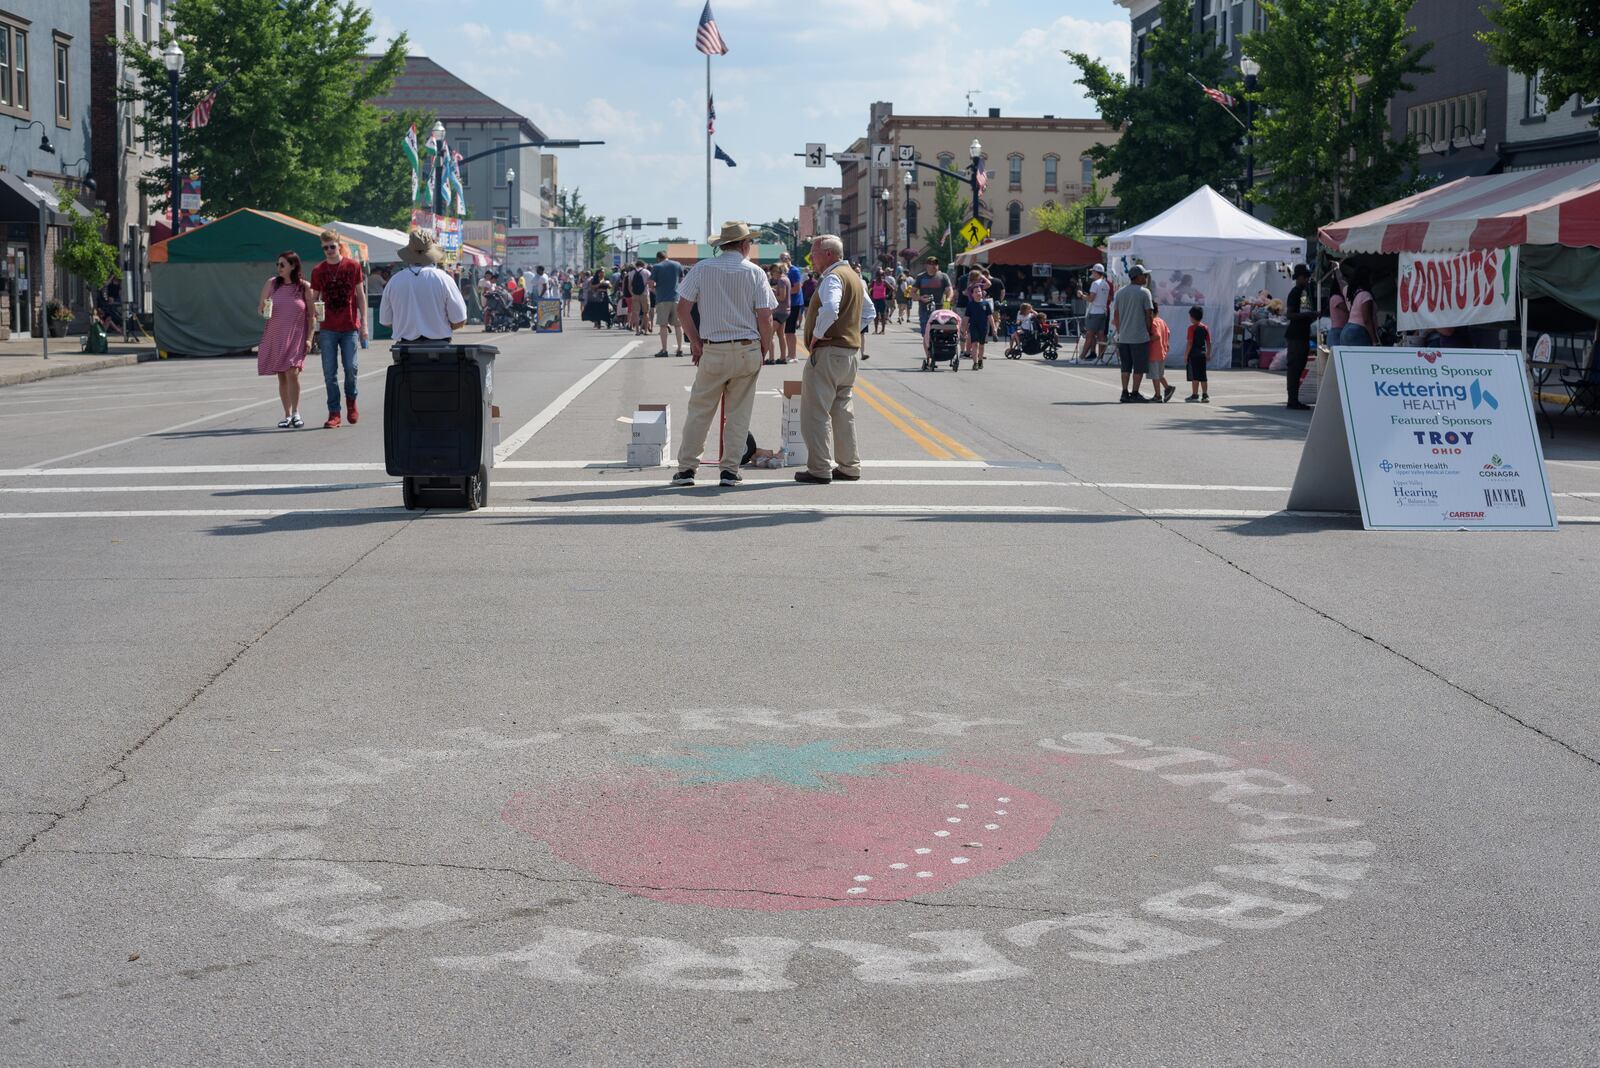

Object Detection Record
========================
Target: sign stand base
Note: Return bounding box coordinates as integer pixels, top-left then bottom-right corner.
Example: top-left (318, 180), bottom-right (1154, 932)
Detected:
top-left (1286, 348), bottom-right (1359, 513)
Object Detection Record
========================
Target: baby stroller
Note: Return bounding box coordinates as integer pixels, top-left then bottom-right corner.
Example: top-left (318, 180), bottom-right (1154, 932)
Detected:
top-left (922, 309), bottom-right (963, 372)
top-left (484, 286), bottom-right (519, 332)
top-left (1005, 318), bottom-right (1061, 361)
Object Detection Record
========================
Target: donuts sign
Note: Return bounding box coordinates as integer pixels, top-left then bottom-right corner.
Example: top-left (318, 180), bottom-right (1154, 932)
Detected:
top-left (1397, 247), bottom-right (1517, 332)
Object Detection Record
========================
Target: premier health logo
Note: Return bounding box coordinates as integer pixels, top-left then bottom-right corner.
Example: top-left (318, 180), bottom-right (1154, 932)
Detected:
top-left (1379, 459), bottom-right (1395, 473)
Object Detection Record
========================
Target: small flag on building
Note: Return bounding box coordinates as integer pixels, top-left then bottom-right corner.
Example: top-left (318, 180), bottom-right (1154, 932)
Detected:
top-left (975, 163), bottom-right (987, 194)
top-left (695, 1), bottom-right (728, 55)
top-left (714, 145), bottom-right (737, 167)
top-left (188, 88), bottom-right (219, 129)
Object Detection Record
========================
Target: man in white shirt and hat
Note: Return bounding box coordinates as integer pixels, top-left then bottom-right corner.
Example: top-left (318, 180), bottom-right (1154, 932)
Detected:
top-left (1080, 262), bottom-right (1111, 362)
top-left (380, 231), bottom-right (469, 343)
top-left (670, 221), bottom-right (777, 487)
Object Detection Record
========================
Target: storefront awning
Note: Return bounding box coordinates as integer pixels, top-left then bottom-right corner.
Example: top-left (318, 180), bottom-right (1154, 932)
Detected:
top-left (954, 229), bottom-right (1102, 268)
top-left (1319, 161), bottom-right (1600, 253)
top-left (0, 171), bottom-right (68, 224)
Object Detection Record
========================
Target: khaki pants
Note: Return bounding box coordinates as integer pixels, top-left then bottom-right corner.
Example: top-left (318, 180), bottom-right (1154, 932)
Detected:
top-left (801, 343), bottom-right (860, 478)
top-left (678, 341), bottom-right (761, 473)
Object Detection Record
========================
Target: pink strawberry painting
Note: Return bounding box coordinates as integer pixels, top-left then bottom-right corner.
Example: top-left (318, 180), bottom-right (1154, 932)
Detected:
top-left (501, 742), bottom-right (1060, 911)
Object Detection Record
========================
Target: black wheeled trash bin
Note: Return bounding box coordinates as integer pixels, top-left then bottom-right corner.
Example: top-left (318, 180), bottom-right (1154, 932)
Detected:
top-left (384, 342), bottom-right (499, 510)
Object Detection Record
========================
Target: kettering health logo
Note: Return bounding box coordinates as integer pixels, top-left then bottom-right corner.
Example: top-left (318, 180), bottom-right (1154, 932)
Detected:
top-left (1470, 378), bottom-right (1499, 410)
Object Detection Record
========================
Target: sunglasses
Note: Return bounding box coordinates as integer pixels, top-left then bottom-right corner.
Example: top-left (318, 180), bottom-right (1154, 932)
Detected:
top-left (321, 244), bottom-right (338, 251)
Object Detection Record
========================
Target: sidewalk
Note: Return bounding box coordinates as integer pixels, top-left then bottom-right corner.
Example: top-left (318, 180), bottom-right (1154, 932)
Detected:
top-left (0, 333), bottom-right (157, 388)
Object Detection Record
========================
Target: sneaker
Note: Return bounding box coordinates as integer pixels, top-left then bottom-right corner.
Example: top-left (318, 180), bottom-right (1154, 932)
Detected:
top-left (719, 469), bottom-right (742, 486)
top-left (1201, 395), bottom-right (1210, 403)
top-left (670, 469), bottom-right (696, 486)
top-left (832, 469), bottom-right (861, 481)
top-left (345, 397), bottom-right (359, 424)
top-left (1163, 384), bottom-right (1176, 402)
top-left (291, 413), bottom-right (304, 428)
top-left (675, 349), bottom-right (686, 357)
top-left (1119, 391), bottom-right (1131, 403)
top-left (323, 412), bottom-right (342, 428)
top-left (277, 416), bottom-right (294, 429)
top-left (1127, 392), bottom-right (1149, 403)
top-left (655, 349), bottom-right (668, 358)
top-left (1287, 402), bottom-right (1312, 411)
top-left (1184, 395), bottom-right (1200, 403)
top-left (793, 471), bottom-right (832, 485)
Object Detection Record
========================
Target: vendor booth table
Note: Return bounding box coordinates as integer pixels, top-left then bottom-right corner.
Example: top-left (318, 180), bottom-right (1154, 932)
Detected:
top-left (1105, 186), bottom-right (1305, 368)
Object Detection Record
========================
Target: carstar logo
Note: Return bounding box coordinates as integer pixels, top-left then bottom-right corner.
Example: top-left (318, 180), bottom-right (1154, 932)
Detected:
top-left (1447, 511), bottom-right (1486, 520)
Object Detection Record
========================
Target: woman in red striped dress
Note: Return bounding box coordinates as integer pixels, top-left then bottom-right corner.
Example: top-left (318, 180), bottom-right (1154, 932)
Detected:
top-left (256, 251), bottom-right (316, 428)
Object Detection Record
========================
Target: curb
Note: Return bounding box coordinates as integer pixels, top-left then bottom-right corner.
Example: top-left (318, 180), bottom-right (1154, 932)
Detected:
top-left (0, 352), bottom-right (150, 388)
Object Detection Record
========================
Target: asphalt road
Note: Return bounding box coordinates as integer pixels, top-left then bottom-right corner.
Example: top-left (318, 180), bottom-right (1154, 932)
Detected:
top-left (2, 321), bottom-right (1598, 1066)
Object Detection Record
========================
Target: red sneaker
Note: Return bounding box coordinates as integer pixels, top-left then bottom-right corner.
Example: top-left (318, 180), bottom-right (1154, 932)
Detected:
top-left (345, 398), bottom-right (359, 424)
top-left (323, 412), bottom-right (342, 429)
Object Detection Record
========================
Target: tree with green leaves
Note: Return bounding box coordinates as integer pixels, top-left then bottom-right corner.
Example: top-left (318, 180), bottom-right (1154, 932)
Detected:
top-left (552, 188), bottom-right (611, 266)
top-left (1481, 0), bottom-right (1600, 127)
top-left (118, 0), bottom-right (406, 223)
top-left (1032, 184), bottom-right (1107, 244)
top-left (920, 173), bottom-right (968, 259)
top-left (54, 189), bottom-right (120, 292)
top-left (337, 109), bottom-right (432, 228)
top-left (1243, 0), bottom-right (1432, 240)
top-left (1066, 0), bottom-right (1243, 227)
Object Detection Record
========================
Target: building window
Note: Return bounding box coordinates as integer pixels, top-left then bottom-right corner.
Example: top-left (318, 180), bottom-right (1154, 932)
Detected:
top-left (1043, 154), bottom-right (1059, 191)
top-left (124, 0), bottom-right (134, 37)
top-left (456, 139), bottom-right (470, 185)
top-left (1134, 33), bottom-right (1147, 86)
top-left (0, 21), bottom-right (27, 115)
top-left (53, 37), bottom-right (69, 126)
top-left (493, 139), bottom-right (508, 186)
top-left (142, 2), bottom-right (152, 41)
top-left (1525, 71), bottom-right (1547, 118)
top-left (1007, 154), bottom-right (1022, 188)
top-left (1406, 90), bottom-right (1489, 152)
top-left (1007, 202), bottom-right (1022, 236)
top-left (1080, 156), bottom-right (1094, 188)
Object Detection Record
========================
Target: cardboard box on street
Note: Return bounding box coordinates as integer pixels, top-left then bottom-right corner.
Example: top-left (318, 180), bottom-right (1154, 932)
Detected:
top-left (632, 403), bottom-right (671, 444)
top-left (628, 442), bottom-right (669, 468)
top-left (782, 380), bottom-right (803, 398)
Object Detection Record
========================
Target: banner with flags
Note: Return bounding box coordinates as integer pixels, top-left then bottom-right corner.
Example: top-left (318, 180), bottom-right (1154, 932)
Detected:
top-left (695, 2), bottom-right (728, 54)
top-left (404, 124), bottom-right (421, 206)
top-left (448, 150), bottom-right (468, 218)
top-left (714, 145), bottom-right (737, 167)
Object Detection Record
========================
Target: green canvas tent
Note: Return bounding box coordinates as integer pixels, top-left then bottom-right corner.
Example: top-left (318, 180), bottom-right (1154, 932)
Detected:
top-left (150, 209), bottom-right (368, 356)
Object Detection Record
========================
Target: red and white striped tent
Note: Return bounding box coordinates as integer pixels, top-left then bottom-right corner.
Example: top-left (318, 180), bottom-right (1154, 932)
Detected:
top-left (1319, 161), bottom-right (1600, 253)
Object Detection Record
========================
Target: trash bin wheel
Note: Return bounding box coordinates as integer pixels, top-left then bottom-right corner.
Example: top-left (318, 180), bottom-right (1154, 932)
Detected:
top-left (402, 477), bottom-right (421, 511)
top-left (464, 465), bottom-right (487, 511)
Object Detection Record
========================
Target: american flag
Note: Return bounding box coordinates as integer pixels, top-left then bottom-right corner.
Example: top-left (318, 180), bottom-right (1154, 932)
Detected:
top-left (975, 162), bottom-right (987, 194)
top-left (695, 1), bottom-right (728, 55)
top-left (708, 94), bottom-right (715, 135)
top-left (188, 88), bottom-right (218, 129)
top-left (1201, 83), bottom-right (1237, 109)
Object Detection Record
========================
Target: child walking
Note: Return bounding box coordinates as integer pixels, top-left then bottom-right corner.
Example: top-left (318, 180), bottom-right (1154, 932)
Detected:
top-left (1184, 304), bottom-right (1211, 403)
top-left (1148, 303), bottom-right (1174, 401)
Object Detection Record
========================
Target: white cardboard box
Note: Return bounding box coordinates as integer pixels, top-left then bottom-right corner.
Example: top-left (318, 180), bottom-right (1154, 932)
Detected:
top-left (631, 404), bottom-right (671, 445)
top-left (628, 442), bottom-right (669, 468)
top-left (781, 444), bottom-right (809, 467)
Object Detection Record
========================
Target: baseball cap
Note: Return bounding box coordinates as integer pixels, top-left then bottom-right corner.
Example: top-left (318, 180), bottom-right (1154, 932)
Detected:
top-left (1090, 263), bottom-right (1105, 274)
top-left (1129, 263), bottom-right (1148, 278)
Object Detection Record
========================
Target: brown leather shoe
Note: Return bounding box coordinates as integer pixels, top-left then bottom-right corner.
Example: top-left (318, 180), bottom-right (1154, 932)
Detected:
top-left (832, 469), bottom-right (861, 481)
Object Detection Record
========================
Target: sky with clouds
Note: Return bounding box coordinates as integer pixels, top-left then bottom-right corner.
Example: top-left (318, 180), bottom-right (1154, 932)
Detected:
top-left (361, 0), bottom-right (1131, 235)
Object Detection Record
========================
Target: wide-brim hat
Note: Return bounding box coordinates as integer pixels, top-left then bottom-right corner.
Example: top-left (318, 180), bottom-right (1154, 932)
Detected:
top-left (708, 221), bottom-right (754, 247)
top-left (399, 230), bottom-right (445, 266)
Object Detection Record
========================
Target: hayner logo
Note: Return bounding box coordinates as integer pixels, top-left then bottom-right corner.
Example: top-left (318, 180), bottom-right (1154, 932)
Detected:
top-left (1470, 378), bottom-right (1498, 410)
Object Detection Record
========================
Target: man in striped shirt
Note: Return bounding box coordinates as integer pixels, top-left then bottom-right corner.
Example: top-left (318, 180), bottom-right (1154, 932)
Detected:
top-left (670, 222), bottom-right (778, 487)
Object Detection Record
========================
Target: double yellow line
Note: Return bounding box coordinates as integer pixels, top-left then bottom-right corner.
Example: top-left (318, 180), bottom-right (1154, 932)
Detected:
top-left (853, 377), bottom-right (980, 460)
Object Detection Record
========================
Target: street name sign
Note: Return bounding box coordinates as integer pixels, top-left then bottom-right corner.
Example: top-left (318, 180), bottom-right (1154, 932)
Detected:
top-left (834, 152), bottom-right (866, 163)
top-left (804, 143), bottom-right (827, 168)
top-left (1286, 346), bottom-right (1556, 530)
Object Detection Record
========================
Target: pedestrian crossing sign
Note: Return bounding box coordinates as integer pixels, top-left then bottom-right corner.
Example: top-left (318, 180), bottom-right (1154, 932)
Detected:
top-left (959, 219), bottom-right (989, 250)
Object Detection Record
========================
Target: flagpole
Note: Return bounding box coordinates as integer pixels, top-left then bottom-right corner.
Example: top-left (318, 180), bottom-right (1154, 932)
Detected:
top-left (705, 54), bottom-right (712, 238)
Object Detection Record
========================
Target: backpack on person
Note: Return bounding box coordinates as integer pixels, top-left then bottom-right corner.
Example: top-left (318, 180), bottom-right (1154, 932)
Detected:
top-left (630, 269), bottom-right (647, 295)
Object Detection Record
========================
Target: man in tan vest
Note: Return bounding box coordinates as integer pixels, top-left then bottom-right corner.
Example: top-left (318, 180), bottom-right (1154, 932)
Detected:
top-left (794, 235), bottom-right (864, 484)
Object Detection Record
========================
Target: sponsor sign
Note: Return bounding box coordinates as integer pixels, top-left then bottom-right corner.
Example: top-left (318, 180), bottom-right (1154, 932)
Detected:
top-left (410, 211), bottom-right (463, 254)
top-left (1396, 248), bottom-right (1517, 332)
top-left (1287, 347), bottom-right (1556, 530)
top-left (179, 175), bottom-right (202, 212)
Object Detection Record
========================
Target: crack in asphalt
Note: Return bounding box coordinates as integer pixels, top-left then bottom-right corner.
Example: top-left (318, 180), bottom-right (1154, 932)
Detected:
top-left (1048, 454), bottom-right (1600, 772)
top-left (36, 846), bottom-right (1082, 916)
top-left (0, 517), bottom-right (427, 873)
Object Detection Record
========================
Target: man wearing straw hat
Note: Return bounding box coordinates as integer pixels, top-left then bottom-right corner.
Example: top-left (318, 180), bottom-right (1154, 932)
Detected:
top-left (380, 231), bottom-right (469, 344)
top-left (670, 221), bottom-right (778, 487)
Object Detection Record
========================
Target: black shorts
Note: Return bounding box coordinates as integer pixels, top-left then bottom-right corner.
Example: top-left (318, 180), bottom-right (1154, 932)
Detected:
top-left (784, 305), bottom-right (801, 334)
top-left (1186, 354), bottom-right (1208, 382)
top-left (1118, 341), bottom-right (1150, 374)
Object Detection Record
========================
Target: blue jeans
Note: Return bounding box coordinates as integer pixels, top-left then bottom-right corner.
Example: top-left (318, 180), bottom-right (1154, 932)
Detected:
top-left (319, 330), bottom-right (359, 412)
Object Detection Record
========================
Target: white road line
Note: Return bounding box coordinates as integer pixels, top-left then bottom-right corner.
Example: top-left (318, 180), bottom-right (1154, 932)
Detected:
top-left (0, 397), bottom-right (256, 419)
top-left (495, 339), bottom-right (643, 461)
top-left (0, 482), bottom-right (394, 493)
top-left (0, 463), bottom-right (389, 476)
top-left (28, 368), bottom-right (387, 467)
top-left (0, 505), bottom-right (1594, 523)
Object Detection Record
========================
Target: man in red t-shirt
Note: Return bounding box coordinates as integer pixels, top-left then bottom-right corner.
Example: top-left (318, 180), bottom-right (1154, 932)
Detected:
top-left (310, 229), bottom-right (368, 428)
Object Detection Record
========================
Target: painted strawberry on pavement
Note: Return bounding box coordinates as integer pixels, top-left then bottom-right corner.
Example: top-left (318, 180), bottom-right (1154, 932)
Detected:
top-left (501, 742), bottom-right (1060, 911)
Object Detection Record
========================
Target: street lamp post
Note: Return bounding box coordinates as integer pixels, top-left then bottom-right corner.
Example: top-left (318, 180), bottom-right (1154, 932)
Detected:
top-left (506, 167), bottom-right (516, 228)
top-left (162, 41), bottom-right (184, 235)
top-left (969, 137), bottom-right (984, 229)
top-left (879, 186), bottom-right (890, 266)
top-left (430, 120), bottom-right (447, 221)
top-left (1239, 58), bottom-right (1260, 216)
top-left (902, 168), bottom-right (915, 249)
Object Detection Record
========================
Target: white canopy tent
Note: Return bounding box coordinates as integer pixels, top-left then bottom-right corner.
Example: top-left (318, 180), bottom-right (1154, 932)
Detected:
top-left (327, 221), bottom-right (410, 265)
top-left (1105, 186), bottom-right (1306, 367)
